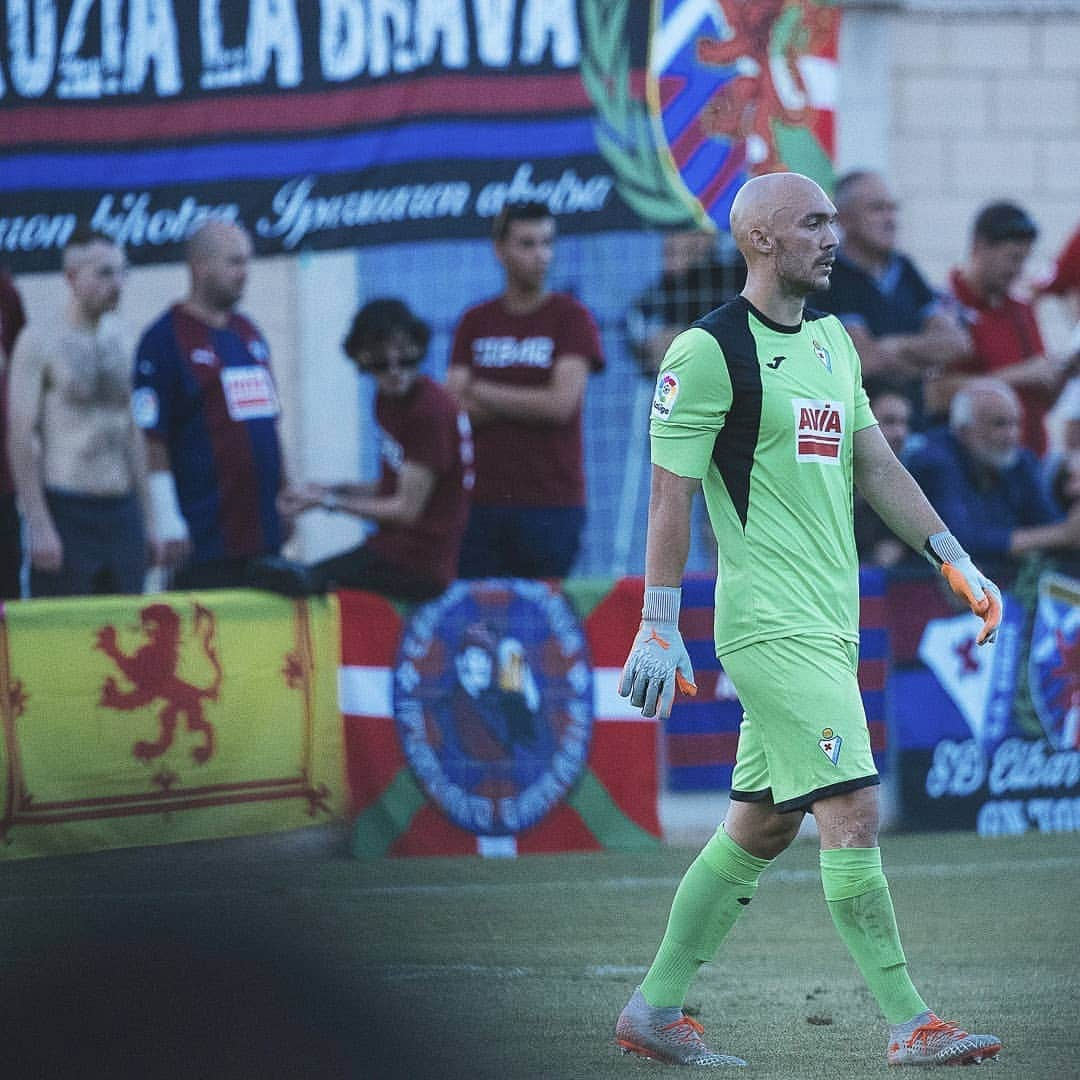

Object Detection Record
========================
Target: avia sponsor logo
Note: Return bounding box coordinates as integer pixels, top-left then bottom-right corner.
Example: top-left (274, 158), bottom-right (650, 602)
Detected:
top-left (651, 372), bottom-right (680, 420)
top-left (793, 398), bottom-right (844, 464)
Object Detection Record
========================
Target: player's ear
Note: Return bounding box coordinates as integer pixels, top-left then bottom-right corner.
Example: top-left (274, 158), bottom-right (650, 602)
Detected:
top-left (748, 226), bottom-right (772, 254)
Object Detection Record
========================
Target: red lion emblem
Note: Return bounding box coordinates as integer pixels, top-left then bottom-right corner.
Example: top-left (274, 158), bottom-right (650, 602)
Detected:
top-left (95, 603), bottom-right (223, 764)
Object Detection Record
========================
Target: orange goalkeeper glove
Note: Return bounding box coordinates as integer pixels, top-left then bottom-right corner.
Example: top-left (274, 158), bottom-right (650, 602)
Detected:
top-left (925, 531), bottom-right (1003, 646)
top-left (618, 586), bottom-right (698, 719)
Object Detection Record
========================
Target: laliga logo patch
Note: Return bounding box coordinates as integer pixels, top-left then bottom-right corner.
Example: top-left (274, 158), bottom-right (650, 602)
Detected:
top-left (793, 398), bottom-right (845, 465)
top-left (131, 386), bottom-right (159, 430)
top-left (818, 727), bottom-right (842, 765)
top-left (652, 372), bottom-right (680, 420)
top-left (393, 580), bottom-right (593, 837)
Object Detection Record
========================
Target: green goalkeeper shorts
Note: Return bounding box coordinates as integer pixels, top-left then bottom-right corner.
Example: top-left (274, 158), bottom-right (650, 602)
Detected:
top-left (720, 634), bottom-right (879, 813)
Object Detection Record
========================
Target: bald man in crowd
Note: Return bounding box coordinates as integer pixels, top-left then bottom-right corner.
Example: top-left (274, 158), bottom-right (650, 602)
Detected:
top-left (7, 228), bottom-right (160, 597)
top-left (811, 170), bottom-right (969, 427)
top-left (132, 220), bottom-right (285, 589)
top-left (613, 172), bottom-right (1002, 1069)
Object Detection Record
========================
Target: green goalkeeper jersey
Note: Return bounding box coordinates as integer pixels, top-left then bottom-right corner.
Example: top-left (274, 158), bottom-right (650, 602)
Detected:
top-left (650, 296), bottom-right (876, 654)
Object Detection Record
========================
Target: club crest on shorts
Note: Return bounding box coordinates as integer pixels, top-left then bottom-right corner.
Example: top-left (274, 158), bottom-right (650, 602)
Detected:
top-left (818, 727), bottom-right (842, 765)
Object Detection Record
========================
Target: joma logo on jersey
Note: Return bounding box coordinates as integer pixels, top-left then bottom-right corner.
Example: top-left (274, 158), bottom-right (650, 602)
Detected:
top-left (792, 398), bottom-right (845, 464)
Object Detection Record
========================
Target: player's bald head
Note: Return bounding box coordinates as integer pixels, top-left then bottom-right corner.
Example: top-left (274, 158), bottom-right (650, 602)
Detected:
top-left (185, 219), bottom-right (250, 265)
top-left (729, 172), bottom-right (834, 258)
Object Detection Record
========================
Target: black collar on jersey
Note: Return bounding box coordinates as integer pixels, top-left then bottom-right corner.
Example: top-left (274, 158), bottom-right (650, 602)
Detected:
top-left (735, 294), bottom-right (803, 335)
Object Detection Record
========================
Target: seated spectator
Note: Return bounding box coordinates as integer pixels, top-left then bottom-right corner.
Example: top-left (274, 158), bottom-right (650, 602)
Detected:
top-left (1048, 450), bottom-right (1080, 517)
top-left (1040, 378), bottom-right (1080, 518)
top-left (928, 201), bottom-right (1073, 455)
top-left (625, 228), bottom-right (746, 376)
top-left (250, 299), bottom-right (473, 603)
top-left (905, 378), bottom-right (1080, 584)
top-left (854, 375), bottom-right (912, 568)
top-left (810, 170), bottom-right (969, 427)
top-left (0, 266), bottom-right (27, 599)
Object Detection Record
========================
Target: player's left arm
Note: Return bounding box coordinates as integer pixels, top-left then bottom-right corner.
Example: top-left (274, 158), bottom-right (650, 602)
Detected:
top-left (853, 424), bottom-right (1002, 644)
top-left (463, 355), bottom-right (590, 425)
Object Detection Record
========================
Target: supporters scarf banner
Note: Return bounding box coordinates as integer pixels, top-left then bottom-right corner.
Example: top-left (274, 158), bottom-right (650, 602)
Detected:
top-left (0, 1), bottom-right (839, 272)
top-left (340, 579), bottom-right (662, 858)
top-left (0, 591), bottom-right (345, 859)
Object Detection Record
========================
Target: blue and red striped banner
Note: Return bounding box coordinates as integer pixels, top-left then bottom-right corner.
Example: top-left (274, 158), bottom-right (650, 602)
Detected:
top-left (0, 2), bottom-right (837, 271)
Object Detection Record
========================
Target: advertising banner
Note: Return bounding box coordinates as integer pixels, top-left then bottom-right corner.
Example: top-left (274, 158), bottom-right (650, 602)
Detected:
top-left (0, 590), bottom-right (345, 859)
top-left (892, 570), bottom-right (1080, 836)
top-left (0, 1), bottom-right (839, 271)
top-left (341, 578), bottom-right (661, 858)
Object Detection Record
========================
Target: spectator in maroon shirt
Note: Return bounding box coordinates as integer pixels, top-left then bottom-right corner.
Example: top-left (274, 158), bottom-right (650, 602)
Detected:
top-left (447, 201), bottom-right (605, 579)
top-left (249, 299), bottom-right (473, 602)
top-left (0, 267), bottom-right (27, 599)
top-left (927, 201), bottom-right (1073, 455)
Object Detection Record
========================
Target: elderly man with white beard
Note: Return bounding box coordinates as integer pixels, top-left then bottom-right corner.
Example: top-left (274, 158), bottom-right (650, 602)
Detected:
top-left (906, 377), bottom-right (1080, 583)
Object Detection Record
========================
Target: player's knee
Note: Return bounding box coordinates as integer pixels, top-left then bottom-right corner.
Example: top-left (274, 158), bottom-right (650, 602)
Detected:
top-left (812, 786), bottom-right (880, 847)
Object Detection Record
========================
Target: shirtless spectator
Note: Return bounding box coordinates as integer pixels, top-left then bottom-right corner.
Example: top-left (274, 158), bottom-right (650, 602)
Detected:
top-left (7, 229), bottom-right (160, 597)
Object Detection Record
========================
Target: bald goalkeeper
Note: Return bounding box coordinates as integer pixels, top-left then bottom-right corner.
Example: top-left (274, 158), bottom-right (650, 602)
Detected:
top-left (612, 173), bottom-right (1003, 1069)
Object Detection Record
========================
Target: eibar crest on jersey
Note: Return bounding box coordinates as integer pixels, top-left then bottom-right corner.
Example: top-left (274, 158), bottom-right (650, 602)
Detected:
top-left (652, 372), bottom-right (681, 420)
top-left (818, 727), bottom-right (842, 765)
top-left (792, 398), bottom-right (845, 464)
top-left (812, 339), bottom-right (832, 373)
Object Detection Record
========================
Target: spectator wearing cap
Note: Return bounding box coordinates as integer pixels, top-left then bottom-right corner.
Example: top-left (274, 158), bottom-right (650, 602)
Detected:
top-left (928, 201), bottom-right (1073, 456)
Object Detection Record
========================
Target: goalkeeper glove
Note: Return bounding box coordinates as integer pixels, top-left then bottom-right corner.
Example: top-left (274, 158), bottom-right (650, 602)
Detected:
top-left (924, 531), bottom-right (1003, 646)
top-left (618, 585), bottom-right (698, 719)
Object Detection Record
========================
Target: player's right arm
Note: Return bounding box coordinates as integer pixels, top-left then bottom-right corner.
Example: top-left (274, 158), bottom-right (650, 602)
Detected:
top-left (645, 465), bottom-right (697, 587)
top-left (620, 329), bottom-right (729, 717)
top-left (6, 329), bottom-right (62, 572)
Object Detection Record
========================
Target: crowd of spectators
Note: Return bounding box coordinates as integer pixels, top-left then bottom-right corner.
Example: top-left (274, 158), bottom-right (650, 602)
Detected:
top-left (1, 180), bottom-right (1078, 602)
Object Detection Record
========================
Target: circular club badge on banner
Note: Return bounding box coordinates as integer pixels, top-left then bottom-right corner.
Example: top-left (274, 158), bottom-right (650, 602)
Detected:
top-left (394, 579), bottom-right (594, 836)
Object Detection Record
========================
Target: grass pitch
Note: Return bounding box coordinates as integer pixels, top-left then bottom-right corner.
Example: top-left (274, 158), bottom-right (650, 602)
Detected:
top-left (0, 827), bottom-right (1076, 1078)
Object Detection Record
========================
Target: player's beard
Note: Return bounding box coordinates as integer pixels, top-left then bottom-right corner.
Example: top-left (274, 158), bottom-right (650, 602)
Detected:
top-left (775, 244), bottom-right (831, 298)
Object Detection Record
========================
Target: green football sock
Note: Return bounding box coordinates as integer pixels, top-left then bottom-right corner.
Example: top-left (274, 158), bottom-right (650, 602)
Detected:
top-left (639, 827), bottom-right (771, 1009)
top-left (820, 847), bottom-right (928, 1024)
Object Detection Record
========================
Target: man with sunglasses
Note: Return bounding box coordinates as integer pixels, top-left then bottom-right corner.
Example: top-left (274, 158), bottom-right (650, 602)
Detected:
top-left (249, 299), bottom-right (473, 602)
